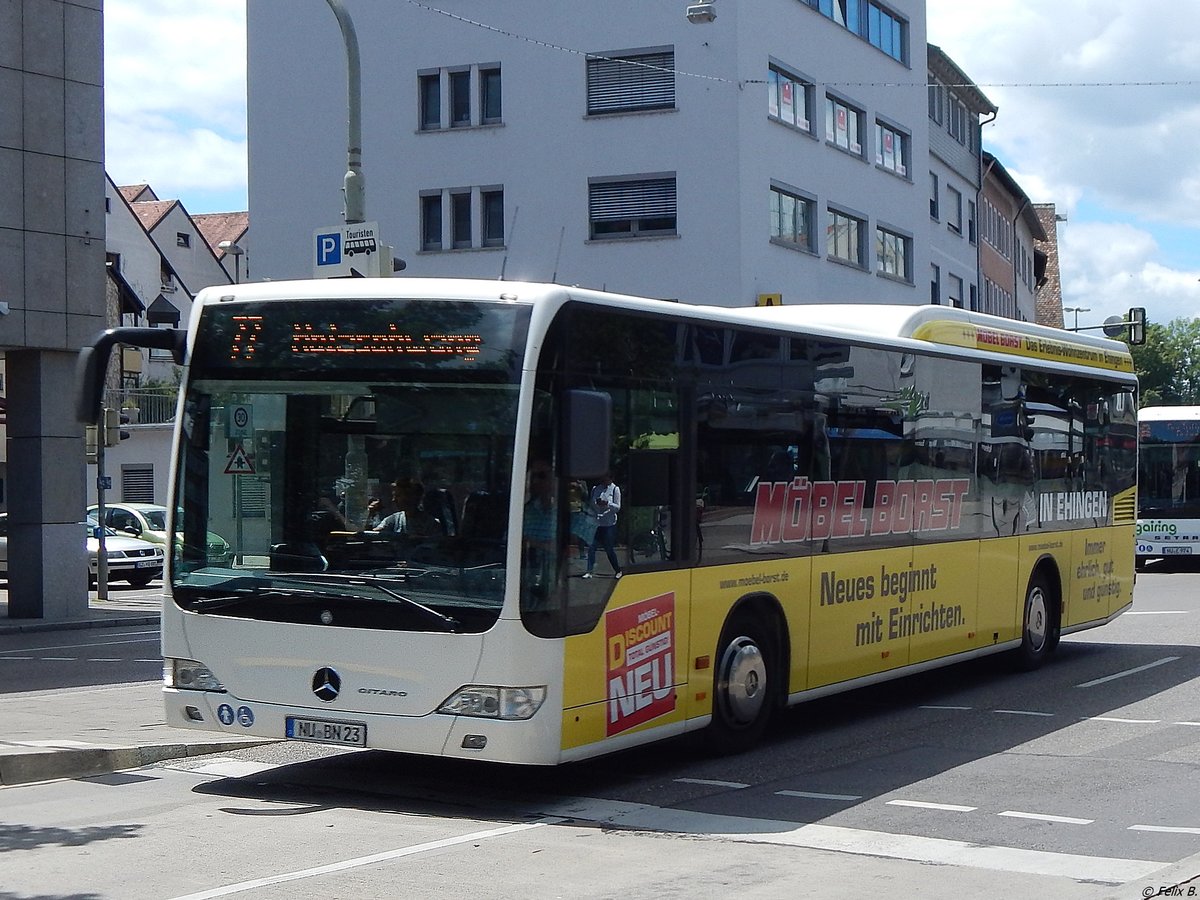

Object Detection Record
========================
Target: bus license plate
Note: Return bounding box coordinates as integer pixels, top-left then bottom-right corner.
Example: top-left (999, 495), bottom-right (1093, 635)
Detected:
top-left (285, 716), bottom-right (367, 746)
top-left (1163, 546), bottom-right (1193, 555)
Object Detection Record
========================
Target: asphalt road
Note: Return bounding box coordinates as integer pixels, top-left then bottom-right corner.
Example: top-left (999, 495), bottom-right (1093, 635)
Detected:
top-left (1, 567), bottom-right (1197, 898)
top-left (0, 581), bottom-right (162, 693)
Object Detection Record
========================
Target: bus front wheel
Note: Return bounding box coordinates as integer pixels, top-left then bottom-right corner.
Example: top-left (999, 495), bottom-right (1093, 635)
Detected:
top-left (706, 612), bottom-right (775, 754)
top-left (1016, 571), bottom-right (1057, 670)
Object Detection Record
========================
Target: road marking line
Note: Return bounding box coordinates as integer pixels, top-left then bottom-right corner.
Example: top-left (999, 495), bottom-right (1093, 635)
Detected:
top-left (1082, 717), bottom-right (1161, 724)
top-left (920, 705), bottom-right (972, 710)
top-left (40, 657), bottom-right (76, 662)
top-left (675, 778), bottom-right (748, 789)
top-left (86, 658), bottom-right (122, 662)
top-left (998, 811), bottom-right (1094, 825)
top-left (0, 657), bottom-right (34, 661)
top-left (887, 800), bottom-right (976, 812)
top-left (539, 796), bottom-right (1163, 884)
top-left (0, 636), bottom-right (158, 655)
top-left (776, 790), bottom-right (862, 802)
top-left (1125, 610), bottom-right (1188, 615)
top-left (165, 821), bottom-right (552, 900)
top-left (1174, 721), bottom-right (1200, 727)
top-left (1129, 825), bottom-right (1200, 835)
top-left (1076, 656), bottom-right (1180, 688)
top-left (994, 709), bottom-right (1054, 717)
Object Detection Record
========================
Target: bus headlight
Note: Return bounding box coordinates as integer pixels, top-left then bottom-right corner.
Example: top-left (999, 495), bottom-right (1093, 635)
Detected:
top-left (437, 685), bottom-right (547, 720)
top-left (164, 658), bottom-right (226, 692)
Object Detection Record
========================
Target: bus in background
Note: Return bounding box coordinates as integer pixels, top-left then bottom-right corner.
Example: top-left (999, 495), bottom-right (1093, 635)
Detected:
top-left (78, 279), bottom-right (1138, 765)
top-left (1136, 406), bottom-right (1200, 568)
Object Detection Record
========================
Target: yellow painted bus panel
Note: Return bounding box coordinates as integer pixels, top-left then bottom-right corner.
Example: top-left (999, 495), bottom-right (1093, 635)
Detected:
top-left (1064, 525), bottom-right (1133, 626)
top-left (976, 536), bottom-right (1021, 647)
top-left (560, 572), bottom-right (690, 751)
top-left (808, 546), bottom-right (913, 687)
top-left (907, 542), bottom-right (979, 664)
top-left (688, 557), bottom-right (813, 716)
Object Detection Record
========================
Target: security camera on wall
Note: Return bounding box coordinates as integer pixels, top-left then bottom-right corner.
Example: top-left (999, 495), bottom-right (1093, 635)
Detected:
top-left (686, 2), bottom-right (716, 24)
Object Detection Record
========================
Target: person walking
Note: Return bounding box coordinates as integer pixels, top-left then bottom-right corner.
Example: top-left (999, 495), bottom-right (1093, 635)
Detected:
top-left (583, 471), bottom-right (621, 579)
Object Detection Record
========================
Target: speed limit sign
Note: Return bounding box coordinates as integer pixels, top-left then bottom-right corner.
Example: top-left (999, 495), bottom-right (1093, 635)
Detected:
top-left (229, 404), bottom-right (253, 438)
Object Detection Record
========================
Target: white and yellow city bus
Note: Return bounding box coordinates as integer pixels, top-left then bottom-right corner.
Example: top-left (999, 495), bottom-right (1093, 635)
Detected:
top-left (78, 279), bottom-right (1138, 763)
top-left (1136, 405), bottom-right (1200, 567)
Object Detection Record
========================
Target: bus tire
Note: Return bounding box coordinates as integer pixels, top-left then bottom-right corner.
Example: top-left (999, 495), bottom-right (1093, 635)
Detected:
top-left (706, 611), bottom-right (775, 754)
top-left (1015, 570), bottom-right (1057, 670)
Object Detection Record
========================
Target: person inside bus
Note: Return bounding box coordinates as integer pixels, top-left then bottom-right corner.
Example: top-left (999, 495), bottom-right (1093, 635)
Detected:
top-left (583, 471), bottom-right (622, 579)
top-left (523, 460), bottom-right (558, 599)
top-left (372, 478), bottom-right (441, 537)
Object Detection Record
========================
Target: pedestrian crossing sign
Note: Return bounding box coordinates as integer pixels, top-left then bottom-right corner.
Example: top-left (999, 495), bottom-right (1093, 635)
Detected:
top-left (757, 293), bottom-right (782, 307)
top-left (224, 443), bottom-right (255, 475)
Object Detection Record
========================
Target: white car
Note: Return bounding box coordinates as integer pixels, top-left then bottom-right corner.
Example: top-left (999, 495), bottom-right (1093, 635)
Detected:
top-left (0, 514), bottom-right (164, 587)
top-left (87, 502), bottom-right (232, 566)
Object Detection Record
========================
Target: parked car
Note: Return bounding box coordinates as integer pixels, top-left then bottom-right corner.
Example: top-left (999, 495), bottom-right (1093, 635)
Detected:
top-left (0, 514), bottom-right (164, 587)
top-left (86, 502), bottom-right (232, 565)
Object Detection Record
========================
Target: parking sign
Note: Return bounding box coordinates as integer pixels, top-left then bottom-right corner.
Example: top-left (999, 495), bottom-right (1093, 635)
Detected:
top-left (317, 232), bottom-right (341, 266)
top-left (313, 222), bottom-right (382, 277)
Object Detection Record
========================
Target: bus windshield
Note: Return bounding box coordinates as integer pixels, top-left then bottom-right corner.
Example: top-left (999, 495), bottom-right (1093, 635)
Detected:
top-left (1139, 418), bottom-right (1200, 515)
top-left (169, 297), bottom-right (530, 633)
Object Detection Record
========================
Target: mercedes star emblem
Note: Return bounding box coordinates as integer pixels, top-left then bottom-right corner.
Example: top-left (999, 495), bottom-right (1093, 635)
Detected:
top-left (312, 667), bottom-right (341, 702)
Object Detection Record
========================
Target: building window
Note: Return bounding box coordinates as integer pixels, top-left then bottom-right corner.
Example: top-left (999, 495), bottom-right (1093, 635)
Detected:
top-left (450, 70), bottom-right (471, 127)
top-left (929, 172), bottom-right (939, 220)
top-left (588, 175), bottom-right (677, 239)
top-left (969, 283), bottom-right (978, 312)
top-left (451, 191), bottom-right (472, 247)
top-left (419, 72), bottom-right (440, 130)
top-left (480, 66), bottom-right (502, 123)
top-left (866, 1), bottom-right (906, 62)
top-left (804, 0), bottom-right (907, 63)
top-left (876, 226), bottom-right (910, 281)
top-left (948, 93), bottom-right (968, 144)
top-left (770, 185), bottom-right (813, 251)
top-left (827, 208), bottom-right (864, 266)
top-left (968, 199), bottom-right (977, 244)
top-left (928, 82), bottom-right (944, 124)
top-left (948, 273), bottom-right (964, 308)
top-left (418, 64), bottom-right (502, 130)
top-left (482, 189), bottom-right (505, 247)
top-left (931, 264), bottom-right (941, 304)
top-left (586, 48), bottom-right (675, 116)
top-left (875, 120), bottom-right (908, 176)
top-left (825, 95), bottom-right (864, 156)
top-left (947, 185), bottom-right (963, 234)
top-left (421, 193), bottom-right (442, 250)
top-left (768, 65), bottom-right (812, 131)
top-left (176, 232), bottom-right (190, 248)
top-left (422, 187), bottom-right (506, 251)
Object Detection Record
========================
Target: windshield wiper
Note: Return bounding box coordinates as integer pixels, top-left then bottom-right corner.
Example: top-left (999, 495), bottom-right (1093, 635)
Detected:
top-left (263, 573), bottom-right (462, 632)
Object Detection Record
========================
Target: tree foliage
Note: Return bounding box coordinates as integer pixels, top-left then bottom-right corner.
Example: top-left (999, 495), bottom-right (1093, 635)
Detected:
top-left (1129, 317), bottom-right (1200, 407)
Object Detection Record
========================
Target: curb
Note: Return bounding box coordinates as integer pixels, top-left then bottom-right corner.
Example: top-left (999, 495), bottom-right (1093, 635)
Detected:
top-left (0, 739), bottom-right (276, 787)
top-left (0, 614), bottom-right (159, 635)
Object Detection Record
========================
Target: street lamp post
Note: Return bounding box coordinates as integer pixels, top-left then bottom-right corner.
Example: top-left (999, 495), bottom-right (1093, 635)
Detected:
top-left (218, 240), bottom-right (245, 283)
top-left (1063, 306), bottom-right (1090, 332)
top-left (323, 0), bottom-right (365, 225)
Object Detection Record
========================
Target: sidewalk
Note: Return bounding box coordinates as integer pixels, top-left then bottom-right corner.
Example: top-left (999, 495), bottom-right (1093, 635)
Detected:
top-left (0, 593), bottom-right (272, 786)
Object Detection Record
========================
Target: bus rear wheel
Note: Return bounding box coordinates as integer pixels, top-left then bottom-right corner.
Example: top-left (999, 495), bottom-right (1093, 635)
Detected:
top-left (706, 612), bottom-right (775, 754)
top-left (1015, 571), bottom-right (1057, 670)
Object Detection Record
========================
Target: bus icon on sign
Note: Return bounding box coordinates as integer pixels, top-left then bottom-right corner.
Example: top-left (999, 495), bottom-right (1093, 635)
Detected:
top-left (316, 233), bottom-right (342, 266)
top-left (345, 236), bottom-right (377, 256)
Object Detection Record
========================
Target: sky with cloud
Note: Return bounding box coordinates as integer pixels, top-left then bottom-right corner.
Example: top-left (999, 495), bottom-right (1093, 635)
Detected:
top-left (103, 0), bottom-right (1200, 328)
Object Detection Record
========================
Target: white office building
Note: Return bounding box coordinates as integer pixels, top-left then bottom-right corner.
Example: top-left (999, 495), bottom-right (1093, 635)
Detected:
top-left (247, 0), bottom-right (930, 308)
